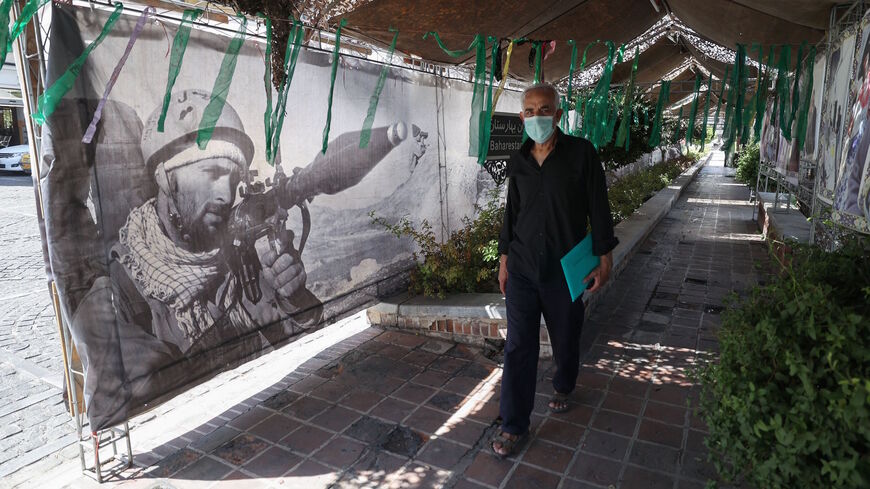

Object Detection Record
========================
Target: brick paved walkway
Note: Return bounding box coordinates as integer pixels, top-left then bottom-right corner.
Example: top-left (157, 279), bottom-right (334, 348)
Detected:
top-left (4, 151), bottom-right (769, 488)
top-left (0, 172), bottom-right (79, 480)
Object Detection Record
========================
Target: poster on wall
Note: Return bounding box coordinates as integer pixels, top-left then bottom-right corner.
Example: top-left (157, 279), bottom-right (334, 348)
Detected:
top-left (760, 99), bottom-right (779, 165)
top-left (41, 5), bottom-right (519, 430)
top-left (801, 55), bottom-right (827, 161)
top-left (817, 32), bottom-right (857, 203)
top-left (833, 13), bottom-right (870, 232)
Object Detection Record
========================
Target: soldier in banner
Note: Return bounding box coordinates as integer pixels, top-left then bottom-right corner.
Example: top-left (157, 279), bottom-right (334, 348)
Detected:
top-left (68, 89), bottom-right (427, 428)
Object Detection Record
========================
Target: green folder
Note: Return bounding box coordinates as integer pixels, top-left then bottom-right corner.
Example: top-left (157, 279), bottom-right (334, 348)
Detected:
top-left (560, 234), bottom-right (600, 302)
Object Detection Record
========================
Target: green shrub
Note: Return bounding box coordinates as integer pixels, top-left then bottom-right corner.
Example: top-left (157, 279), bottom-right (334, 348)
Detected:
top-left (373, 153), bottom-right (698, 296)
top-left (735, 142), bottom-right (760, 188)
top-left (608, 155), bottom-right (696, 224)
top-left (698, 240), bottom-right (870, 488)
top-left (370, 191), bottom-right (503, 298)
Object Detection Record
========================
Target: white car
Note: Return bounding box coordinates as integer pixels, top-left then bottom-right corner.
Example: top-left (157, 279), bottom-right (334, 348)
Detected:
top-left (0, 144), bottom-right (31, 174)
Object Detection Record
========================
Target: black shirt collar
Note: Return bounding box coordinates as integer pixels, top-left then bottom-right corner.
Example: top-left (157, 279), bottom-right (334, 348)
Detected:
top-left (519, 127), bottom-right (565, 163)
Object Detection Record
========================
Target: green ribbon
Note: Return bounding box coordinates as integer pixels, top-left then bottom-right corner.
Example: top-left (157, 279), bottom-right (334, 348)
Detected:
top-left (477, 36), bottom-right (498, 162)
top-left (701, 72), bottom-right (712, 151)
top-left (583, 42), bottom-right (621, 148)
top-left (33, 3), bottom-right (123, 125)
top-left (262, 17), bottom-right (274, 163)
top-left (723, 44), bottom-right (746, 154)
top-left (753, 45), bottom-right (772, 142)
top-left (533, 41), bottom-right (543, 83)
top-left (159, 9), bottom-right (202, 132)
top-left (786, 41), bottom-right (807, 140)
top-left (0, 0), bottom-right (16, 73)
top-left (8, 0), bottom-right (49, 52)
top-left (424, 32), bottom-right (490, 159)
top-left (649, 80), bottom-right (671, 147)
top-left (615, 47), bottom-right (639, 150)
top-left (268, 17), bottom-right (304, 165)
top-left (196, 14), bottom-right (247, 149)
top-left (321, 18), bottom-right (348, 154)
top-left (360, 27), bottom-right (398, 148)
top-left (686, 73), bottom-right (702, 147)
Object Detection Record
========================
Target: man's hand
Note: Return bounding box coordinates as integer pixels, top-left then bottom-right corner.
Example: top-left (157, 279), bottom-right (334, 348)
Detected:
top-left (498, 254), bottom-right (508, 295)
top-left (583, 251), bottom-right (612, 293)
top-left (255, 237), bottom-right (307, 299)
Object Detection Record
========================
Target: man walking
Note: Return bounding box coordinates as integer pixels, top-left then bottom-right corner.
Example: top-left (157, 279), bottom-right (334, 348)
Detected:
top-left (492, 83), bottom-right (618, 456)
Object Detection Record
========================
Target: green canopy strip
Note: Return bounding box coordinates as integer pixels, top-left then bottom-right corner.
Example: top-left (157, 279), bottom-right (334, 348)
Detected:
top-left (774, 45), bottom-right (791, 139)
top-left (159, 9), bottom-right (202, 133)
top-left (270, 18), bottom-right (304, 163)
top-left (0, 0), bottom-right (17, 76)
top-left (424, 32), bottom-right (487, 157)
top-left (686, 73), bottom-right (702, 146)
top-left (649, 80), bottom-right (670, 147)
top-left (583, 42), bottom-right (620, 148)
top-left (796, 46), bottom-right (816, 150)
top-left (261, 17), bottom-right (273, 162)
top-left (196, 14), bottom-right (247, 149)
top-left (8, 0), bottom-right (49, 52)
top-left (723, 44), bottom-right (746, 154)
top-left (360, 27), bottom-right (398, 148)
top-left (752, 45), bottom-right (770, 142)
top-left (700, 72), bottom-right (712, 151)
top-left (477, 36), bottom-right (498, 163)
top-left (712, 66), bottom-right (729, 137)
top-left (533, 41), bottom-right (543, 83)
top-left (674, 105), bottom-right (684, 146)
top-left (615, 47), bottom-right (639, 150)
top-left (422, 31), bottom-right (478, 57)
top-left (33, 3), bottom-right (123, 125)
top-left (320, 18), bottom-right (348, 154)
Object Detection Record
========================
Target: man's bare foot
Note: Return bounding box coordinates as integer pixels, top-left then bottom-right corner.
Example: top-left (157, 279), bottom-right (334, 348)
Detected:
top-left (548, 392), bottom-right (570, 413)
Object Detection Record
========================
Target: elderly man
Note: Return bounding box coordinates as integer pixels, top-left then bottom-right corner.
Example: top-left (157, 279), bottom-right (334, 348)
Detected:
top-left (492, 83), bottom-right (618, 457)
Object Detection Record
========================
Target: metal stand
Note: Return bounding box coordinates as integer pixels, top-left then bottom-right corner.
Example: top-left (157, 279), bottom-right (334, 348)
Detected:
top-left (54, 285), bottom-right (133, 483)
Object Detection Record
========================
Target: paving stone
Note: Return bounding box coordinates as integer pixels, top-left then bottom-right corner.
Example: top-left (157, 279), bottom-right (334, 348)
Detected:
top-left (419, 339), bottom-right (453, 355)
top-left (247, 413), bottom-right (301, 443)
top-left (339, 388), bottom-right (386, 413)
top-left (568, 452), bottom-right (622, 486)
top-left (463, 451), bottom-right (513, 487)
top-left (172, 455), bottom-right (233, 481)
top-left (345, 416), bottom-right (395, 444)
top-left (629, 440), bottom-right (681, 474)
top-left (622, 465), bottom-right (676, 489)
top-left (580, 429), bottom-right (631, 461)
top-left (415, 438), bottom-right (468, 469)
top-left (312, 436), bottom-right (367, 469)
top-left (379, 426), bottom-right (425, 458)
top-left (637, 419), bottom-right (685, 449)
top-left (311, 405), bottom-right (362, 433)
top-left (508, 463), bottom-right (561, 488)
top-left (211, 434), bottom-right (269, 466)
top-left (279, 425), bottom-right (333, 455)
top-left (370, 397), bottom-right (416, 424)
top-left (521, 438), bottom-right (573, 473)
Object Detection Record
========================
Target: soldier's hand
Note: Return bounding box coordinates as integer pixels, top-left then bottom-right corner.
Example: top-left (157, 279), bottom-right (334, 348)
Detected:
top-left (255, 237), bottom-right (307, 299)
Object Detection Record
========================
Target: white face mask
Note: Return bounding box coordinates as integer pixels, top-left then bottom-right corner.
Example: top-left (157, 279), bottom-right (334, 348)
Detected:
top-left (524, 115), bottom-right (555, 143)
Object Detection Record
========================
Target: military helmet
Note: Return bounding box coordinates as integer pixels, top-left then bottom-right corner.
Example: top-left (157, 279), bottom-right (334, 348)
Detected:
top-left (141, 89), bottom-right (255, 177)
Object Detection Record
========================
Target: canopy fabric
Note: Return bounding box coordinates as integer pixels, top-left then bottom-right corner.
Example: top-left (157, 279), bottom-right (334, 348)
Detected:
top-left (338, 0), bottom-right (833, 83)
top-left (342, 0), bottom-right (661, 81)
top-left (612, 38), bottom-right (688, 86)
top-left (666, 0), bottom-right (826, 50)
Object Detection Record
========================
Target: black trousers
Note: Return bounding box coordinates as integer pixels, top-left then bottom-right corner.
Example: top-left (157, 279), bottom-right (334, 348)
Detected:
top-left (499, 271), bottom-right (585, 435)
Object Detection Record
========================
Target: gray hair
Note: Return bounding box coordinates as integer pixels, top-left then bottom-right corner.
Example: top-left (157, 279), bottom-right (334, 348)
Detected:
top-left (522, 82), bottom-right (560, 106)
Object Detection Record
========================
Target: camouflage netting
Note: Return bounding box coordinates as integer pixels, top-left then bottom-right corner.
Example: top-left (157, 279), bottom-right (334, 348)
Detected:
top-left (225, 0), bottom-right (371, 89)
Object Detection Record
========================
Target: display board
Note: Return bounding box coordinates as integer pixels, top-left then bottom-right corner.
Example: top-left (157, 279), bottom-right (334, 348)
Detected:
top-left (833, 12), bottom-right (870, 232)
top-left (818, 32), bottom-right (857, 203)
top-left (40, 5), bottom-right (519, 430)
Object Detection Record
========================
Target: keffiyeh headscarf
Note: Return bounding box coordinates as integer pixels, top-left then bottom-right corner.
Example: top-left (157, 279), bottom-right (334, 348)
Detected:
top-left (118, 198), bottom-right (224, 342)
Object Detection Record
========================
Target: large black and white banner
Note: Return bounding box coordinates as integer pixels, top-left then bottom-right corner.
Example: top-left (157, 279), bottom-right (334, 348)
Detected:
top-left (40, 5), bottom-right (519, 430)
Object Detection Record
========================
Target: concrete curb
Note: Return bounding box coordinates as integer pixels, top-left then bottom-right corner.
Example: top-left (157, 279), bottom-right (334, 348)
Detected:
top-left (367, 151), bottom-right (711, 354)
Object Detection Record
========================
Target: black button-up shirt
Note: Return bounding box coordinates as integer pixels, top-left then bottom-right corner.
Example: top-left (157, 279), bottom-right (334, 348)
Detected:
top-left (498, 129), bottom-right (619, 284)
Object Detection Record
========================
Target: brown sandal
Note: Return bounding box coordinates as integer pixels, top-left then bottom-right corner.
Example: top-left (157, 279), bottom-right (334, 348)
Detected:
top-left (490, 430), bottom-right (526, 459)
